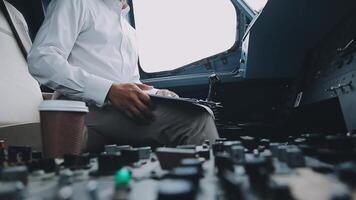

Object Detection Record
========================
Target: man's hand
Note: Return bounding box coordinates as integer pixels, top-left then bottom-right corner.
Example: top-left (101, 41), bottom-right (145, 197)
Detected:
top-left (107, 83), bottom-right (154, 121)
top-left (156, 89), bottom-right (179, 98)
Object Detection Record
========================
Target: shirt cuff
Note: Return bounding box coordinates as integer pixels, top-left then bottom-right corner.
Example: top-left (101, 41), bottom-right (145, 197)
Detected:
top-left (84, 74), bottom-right (113, 107)
top-left (146, 88), bottom-right (159, 95)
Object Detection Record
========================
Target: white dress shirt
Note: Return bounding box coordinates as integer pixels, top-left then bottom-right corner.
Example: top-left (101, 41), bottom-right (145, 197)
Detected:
top-left (28, 0), bottom-right (141, 107)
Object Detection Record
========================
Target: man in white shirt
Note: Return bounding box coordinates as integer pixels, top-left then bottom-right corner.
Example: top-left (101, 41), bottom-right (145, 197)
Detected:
top-left (28, 0), bottom-right (219, 151)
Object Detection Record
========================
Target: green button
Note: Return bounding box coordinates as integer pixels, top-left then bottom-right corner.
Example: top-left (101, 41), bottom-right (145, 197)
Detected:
top-left (115, 168), bottom-right (131, 187)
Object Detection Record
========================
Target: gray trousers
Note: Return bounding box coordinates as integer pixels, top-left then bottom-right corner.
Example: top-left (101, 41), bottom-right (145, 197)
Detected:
top-left (83, 102), bottom-right (219, 152)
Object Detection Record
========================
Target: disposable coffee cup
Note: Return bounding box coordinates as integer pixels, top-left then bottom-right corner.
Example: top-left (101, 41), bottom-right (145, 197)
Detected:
top-left (38, 100), bottom-right (89, 158)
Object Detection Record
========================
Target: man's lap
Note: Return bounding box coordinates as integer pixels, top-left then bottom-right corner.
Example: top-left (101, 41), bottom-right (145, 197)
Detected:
top-left (84, 102), bottom-right (218, 152)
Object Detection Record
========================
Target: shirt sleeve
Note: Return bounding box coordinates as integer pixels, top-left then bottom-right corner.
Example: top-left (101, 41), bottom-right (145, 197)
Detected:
top-left (28, 0), bottom-right (113, 107)
top-left (131, 65), bottom-right (142, 84)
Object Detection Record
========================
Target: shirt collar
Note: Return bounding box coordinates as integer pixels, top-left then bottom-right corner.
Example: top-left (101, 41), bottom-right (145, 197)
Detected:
top-left (122, 5), bottom-right (131, 16)
top-left (102, 0), bottom-right (130, 16)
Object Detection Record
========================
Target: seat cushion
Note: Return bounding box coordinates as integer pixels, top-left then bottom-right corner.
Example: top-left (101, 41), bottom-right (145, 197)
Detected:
top-left (0, 123), bottom-right (42, 151)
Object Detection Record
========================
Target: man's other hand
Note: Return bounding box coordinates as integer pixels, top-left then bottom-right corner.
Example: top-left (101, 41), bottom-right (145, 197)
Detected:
top-left (108, 83), bottom-right (154, 121)
top-left (156, 89), bottom-right (179, 98)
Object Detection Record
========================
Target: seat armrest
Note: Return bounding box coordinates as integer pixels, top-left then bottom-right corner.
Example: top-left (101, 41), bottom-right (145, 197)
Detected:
top-left (0, 123), bottom-right (42, 151)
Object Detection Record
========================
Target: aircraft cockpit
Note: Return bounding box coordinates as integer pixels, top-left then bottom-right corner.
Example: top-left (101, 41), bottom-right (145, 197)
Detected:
top-left (1, 0), bottom-right (356, 199)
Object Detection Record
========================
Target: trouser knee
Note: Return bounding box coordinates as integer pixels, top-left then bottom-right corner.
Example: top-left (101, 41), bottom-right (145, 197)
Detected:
top-left (185, 111), bottom-right (219, 145)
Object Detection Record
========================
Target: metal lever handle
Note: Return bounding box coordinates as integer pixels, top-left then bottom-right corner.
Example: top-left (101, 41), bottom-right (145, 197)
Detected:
top-left (337, 39), bottom-right (356, 57)
top-left (326, 81), bottom-right (353, 93)
top-left (206, 74), bottom-right (221, 101)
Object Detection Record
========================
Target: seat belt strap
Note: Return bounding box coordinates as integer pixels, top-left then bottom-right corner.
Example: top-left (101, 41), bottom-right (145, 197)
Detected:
top-left (0, 0), bottom-right (28, 59)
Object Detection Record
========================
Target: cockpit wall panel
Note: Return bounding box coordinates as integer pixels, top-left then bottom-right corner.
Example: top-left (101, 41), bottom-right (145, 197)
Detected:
top-left (242, 0), bottom-right (356, 79)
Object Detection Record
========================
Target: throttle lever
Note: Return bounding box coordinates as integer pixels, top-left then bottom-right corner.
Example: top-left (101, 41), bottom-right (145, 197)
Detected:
top-left (206, 74), bottom-right (221, 102)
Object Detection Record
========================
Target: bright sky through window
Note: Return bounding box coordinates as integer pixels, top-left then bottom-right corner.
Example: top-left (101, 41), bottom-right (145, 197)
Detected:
top-left (244, 0), bottom-right (268, 13)
top-left (133, 0), bottom-right (237, 73)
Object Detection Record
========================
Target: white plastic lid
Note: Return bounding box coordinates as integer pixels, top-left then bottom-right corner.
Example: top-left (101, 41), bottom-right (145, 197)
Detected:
top-left (38, 100), bottom-right (89, 113)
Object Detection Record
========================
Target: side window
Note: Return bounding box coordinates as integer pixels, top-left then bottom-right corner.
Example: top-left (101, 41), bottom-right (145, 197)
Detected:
top-left (132, 0), bottom-right (237, 73)
top-left (243, 0), bottom-right (268, 13)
